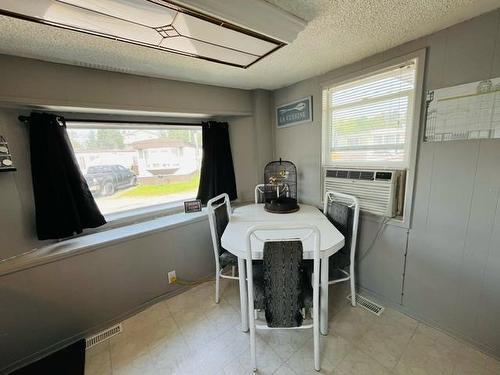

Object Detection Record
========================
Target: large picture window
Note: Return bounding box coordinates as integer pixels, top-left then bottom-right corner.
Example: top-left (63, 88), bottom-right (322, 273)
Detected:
top-left (67, 122), bottom-right (202, 216)
top-left (323, 60), bottom-right (417, 168)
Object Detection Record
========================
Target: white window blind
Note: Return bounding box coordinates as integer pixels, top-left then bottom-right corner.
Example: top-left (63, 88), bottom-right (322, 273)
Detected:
top-left (324, 61), bottom-right (416, 168)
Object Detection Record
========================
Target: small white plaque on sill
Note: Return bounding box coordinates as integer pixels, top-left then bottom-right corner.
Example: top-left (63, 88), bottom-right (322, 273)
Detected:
top-left (184, 199), bottom-right (202, 213)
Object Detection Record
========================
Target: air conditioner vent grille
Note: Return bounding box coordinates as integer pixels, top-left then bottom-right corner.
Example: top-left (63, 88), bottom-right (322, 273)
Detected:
top-left (360, 171), bottom-right (375, 180)
top-left (375, 172), bottom-right (393, 181)
top-left (348, 170), bottom-right (361, 179)
top-left (326, 169), bottom-right (377, 180)
top-left (324, 168), bottom-right (398, 216)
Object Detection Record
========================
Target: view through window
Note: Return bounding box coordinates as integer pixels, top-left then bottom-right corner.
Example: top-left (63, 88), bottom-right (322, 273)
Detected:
top-left (324, 60), bottom-right (416, 168)
top-left (67, 123), bottom-right (202, 216)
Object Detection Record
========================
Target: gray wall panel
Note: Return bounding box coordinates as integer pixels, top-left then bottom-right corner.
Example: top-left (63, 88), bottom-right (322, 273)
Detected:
top-left (356, 217), bottom-right (407, 305)
top-left (423, 32), bottom-right (447, 90)
top-left (453, 141), bottom-right (500, 340)
top-left (273, 78), bottom-right (323, 205)
top-left (405, 141), bottom-right (479, 325)
top-left (0, 55), bottom-right (253, 115)
top-left (253, 90), bottom-right (274, 178)
top-left (474, 140), bottom-right (500, 354)
top-left (478, 208), bottom-right (500, 354)
top-left (410, 142), bottom-right (435, 231)
top-left (0, 219), bottom-right (215, 370)
top-left (424, 141), bottom-right (478, 244)
top-left (441, 11), bottom-right (498, 87)
top-left (229, 116), bottom-right (259, 202)
top-left (492, 9), bottom-right (500, 78)
top-left (0, 273), bottom-right (43, 368)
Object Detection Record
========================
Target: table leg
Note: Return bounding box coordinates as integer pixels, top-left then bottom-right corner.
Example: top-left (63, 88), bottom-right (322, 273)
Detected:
top-left (238, 257), bottom-right (249, 332)
top-left (320, 256), bottom-right (329, 335)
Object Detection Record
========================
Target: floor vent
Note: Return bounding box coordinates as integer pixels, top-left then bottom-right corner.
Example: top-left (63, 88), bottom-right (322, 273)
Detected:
top-left (347, 294), bottom-right (384, 316)
top-left (86, 324), bottom-right (122, 349)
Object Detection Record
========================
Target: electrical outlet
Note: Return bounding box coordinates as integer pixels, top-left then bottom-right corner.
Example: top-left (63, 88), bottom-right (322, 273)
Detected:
top-left (168, 270), bottom-right (177, 284)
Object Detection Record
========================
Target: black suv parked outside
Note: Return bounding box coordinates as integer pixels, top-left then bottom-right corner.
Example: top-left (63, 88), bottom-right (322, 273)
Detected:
top-left (85, 165), bottom-right (137, 196)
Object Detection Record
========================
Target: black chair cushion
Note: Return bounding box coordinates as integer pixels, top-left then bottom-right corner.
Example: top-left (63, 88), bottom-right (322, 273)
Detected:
top-left (252, 261), bottom-right (265, 307)
top-left (219, 250), bottom-right (238, 268)
top-left (253, 241), bottom-right (313, 327)
top-left (325, 201), bottom-right (353, 271)
top-left (300, 268), bottom-right (313, 309)
top-left (214, 203), bottom-right (229, 256)
top-left (254, 263), bottom-right (313, 310)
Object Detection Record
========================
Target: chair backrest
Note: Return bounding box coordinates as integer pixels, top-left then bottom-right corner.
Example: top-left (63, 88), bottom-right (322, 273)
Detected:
top-left (254, 184), bottom-right (280, 204)
top-left (245, 224), bottom-right (320, 328)
top-left (323, 191), bottom-right (359, 269)
top-left (207, 193), bottom-right (232, 265)
top-left (262, 240), bottom-right (304, 327)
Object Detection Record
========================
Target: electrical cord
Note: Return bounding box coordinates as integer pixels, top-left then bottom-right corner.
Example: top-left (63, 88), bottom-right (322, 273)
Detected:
top-left (357, 215), bottom-right (394, 262)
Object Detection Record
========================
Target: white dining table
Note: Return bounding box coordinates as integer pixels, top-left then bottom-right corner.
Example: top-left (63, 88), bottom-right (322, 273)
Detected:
top-left (221, 203), bottom-right (345, 335)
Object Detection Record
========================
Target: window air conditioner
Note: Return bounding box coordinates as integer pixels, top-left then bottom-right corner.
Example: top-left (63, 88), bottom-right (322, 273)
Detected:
top-left (323, 168), bottom-right (405, 217)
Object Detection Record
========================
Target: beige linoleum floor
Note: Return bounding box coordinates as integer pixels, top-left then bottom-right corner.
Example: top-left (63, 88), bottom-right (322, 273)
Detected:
top-left (85, 279), bottom-right (500, 375)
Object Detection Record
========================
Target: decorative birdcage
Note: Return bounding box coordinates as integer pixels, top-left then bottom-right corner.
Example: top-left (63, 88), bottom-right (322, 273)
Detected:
top-left (263, 159), bottom-right (299, 213)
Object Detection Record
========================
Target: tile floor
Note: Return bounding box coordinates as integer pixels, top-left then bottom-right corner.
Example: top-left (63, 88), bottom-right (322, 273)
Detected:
top-left (85, 279), bottom-right (500, 375)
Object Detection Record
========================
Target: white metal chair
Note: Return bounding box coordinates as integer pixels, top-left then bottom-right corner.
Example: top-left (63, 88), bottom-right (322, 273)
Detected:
top-left (254, 183), bottom-right (275, 203)
top-left (207, 193), bottom-right (238, 303)
top-left (245, 224), bottom-right (321, 372)
top-left (254, 183), bottom-right (289, 203)
top-left (323, 191), bottom-right (360, 306)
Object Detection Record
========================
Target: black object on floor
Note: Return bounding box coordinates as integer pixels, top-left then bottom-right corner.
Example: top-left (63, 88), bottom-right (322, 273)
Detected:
top-left (10, 339), bottom-right (86, 375)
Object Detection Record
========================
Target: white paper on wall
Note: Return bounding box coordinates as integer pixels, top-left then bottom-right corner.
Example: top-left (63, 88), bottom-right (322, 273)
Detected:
top-left (424, 77), bottom-right (500, 142)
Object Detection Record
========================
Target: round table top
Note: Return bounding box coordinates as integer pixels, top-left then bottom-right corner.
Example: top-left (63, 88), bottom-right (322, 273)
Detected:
top-left (221, 203), bottom-right (345, 259)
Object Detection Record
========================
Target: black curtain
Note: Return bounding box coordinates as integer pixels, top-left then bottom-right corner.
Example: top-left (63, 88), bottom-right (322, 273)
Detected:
top-left (196, 121), bottom-right (237, 204)
top-left (28, 112), bottom-right (106, 240)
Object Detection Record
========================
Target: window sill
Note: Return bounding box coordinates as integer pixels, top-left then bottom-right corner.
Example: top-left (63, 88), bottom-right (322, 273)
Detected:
top-left (0, 209), bottom-right (208, 277)
top-left (99, 200), bottom-right (190, 230)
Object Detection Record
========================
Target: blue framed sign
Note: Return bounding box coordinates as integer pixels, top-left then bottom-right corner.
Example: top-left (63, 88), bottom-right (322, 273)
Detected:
top-left (276, 96), bottom-right (313, 128)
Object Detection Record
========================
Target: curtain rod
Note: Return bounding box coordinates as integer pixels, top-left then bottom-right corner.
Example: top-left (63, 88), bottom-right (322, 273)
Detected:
top-left (18, 116), bottom-right (203, 126)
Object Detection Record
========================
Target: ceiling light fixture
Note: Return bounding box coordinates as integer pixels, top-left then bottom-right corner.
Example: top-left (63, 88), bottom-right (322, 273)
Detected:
top-left (0, 0), bottom-right (304, 68)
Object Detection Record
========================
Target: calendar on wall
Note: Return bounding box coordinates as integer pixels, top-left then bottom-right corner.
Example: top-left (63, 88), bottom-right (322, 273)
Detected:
top-left (424, 77), bottom-right (500, 142)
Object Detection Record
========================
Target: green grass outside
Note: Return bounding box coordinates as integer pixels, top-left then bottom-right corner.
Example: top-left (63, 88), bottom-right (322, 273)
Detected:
top-left (119, 174), bottom-right (200, 198)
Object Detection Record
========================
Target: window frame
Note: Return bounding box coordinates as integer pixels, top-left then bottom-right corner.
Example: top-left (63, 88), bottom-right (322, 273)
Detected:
top-left (321, 49), bottom-right (426, 228)
top-left (66, 120), bottom-right (203, 227)
top-left (323, 59), bottom-right (417, 169)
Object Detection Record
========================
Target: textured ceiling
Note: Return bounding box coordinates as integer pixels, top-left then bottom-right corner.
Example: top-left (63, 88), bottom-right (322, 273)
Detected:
top-left (0, 0), bottom-right (499, 90)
